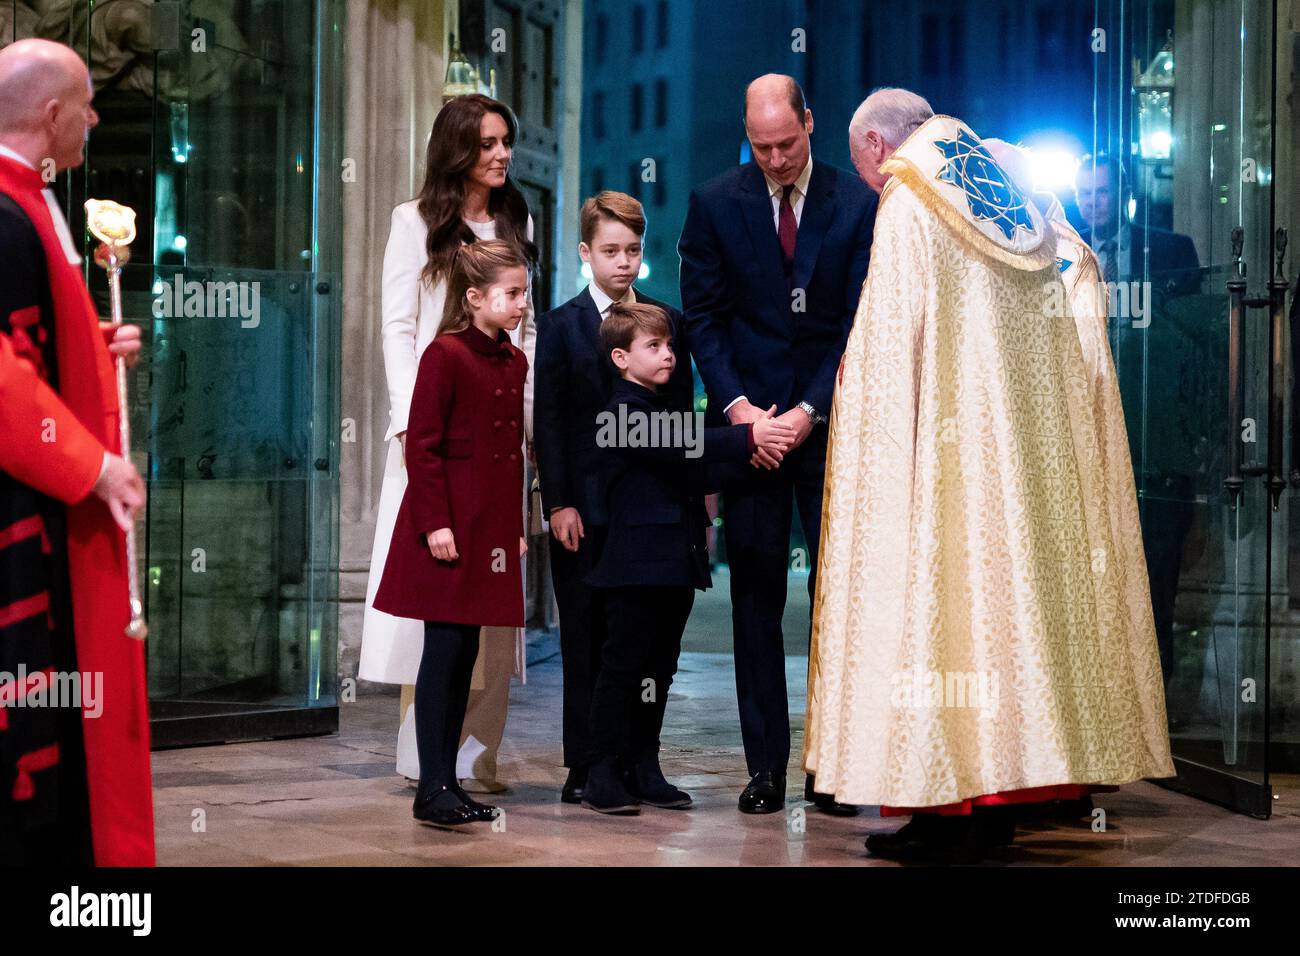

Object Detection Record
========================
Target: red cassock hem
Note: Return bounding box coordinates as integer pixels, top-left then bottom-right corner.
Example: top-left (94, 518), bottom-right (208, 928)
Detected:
top-left (881, 784), bottom-right (1119, 817)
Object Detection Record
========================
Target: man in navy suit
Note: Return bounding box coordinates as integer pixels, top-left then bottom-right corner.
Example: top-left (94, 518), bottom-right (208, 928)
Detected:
top-left (1075, 153), bottom-right (1203, 691)
top-left (534, 192), bottom-right (694, 804)
top-left (678, 74), bottom-right (876, 815)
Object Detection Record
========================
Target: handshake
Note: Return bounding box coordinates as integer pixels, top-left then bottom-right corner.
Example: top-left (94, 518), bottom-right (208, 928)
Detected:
top-left (728, 398), bottom-right (813, 470)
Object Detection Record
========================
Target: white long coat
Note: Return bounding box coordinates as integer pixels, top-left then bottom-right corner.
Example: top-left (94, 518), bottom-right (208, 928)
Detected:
top-left (359, 201), bottom-right (534, 684)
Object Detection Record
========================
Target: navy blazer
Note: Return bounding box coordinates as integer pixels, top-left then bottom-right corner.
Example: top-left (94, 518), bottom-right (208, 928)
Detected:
top-left (586, 378), bottom-right (751, 590)
top-left (534, 286), bottom-right (693, 525)
top-left (678, 159), bottom-right (876, 422)
top-left (1080, 223), bottom-right (1201, 296)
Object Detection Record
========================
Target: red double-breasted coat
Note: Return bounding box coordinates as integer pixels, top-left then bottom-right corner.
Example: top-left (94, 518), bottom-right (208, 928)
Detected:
top-left (373, 324), bottom-right (528, 627)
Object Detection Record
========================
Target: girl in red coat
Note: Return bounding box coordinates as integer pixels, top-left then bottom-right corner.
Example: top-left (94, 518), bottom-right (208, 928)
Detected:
top-left (374, 239), bottom-right (531, 827)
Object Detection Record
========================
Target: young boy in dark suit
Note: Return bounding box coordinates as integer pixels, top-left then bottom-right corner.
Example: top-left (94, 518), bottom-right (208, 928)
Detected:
top-left (581, 302), bottom-right (794, 813)
top-left (533, 192), bottom-right (694, 804)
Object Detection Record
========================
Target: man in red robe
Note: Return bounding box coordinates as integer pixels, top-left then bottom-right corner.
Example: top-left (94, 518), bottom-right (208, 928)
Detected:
top-left (0, 38), bottom-right (154, 866)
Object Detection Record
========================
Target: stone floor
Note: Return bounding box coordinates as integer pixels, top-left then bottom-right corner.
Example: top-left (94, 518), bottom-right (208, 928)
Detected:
top-left (153, 642), bottom-right (1300, 866)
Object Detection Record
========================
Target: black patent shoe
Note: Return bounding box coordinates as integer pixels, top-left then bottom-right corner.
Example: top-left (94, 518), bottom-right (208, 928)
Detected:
top-left (561, 765), bottom-right (587, 804)
top-left (804, 774), bottom-right (859, 816)
top-left (413, 786), bottom-right (477, 827)
top-left (452, 784), bottom-right (500, 823)
top-left (738, 771), bottom-right (786, 814)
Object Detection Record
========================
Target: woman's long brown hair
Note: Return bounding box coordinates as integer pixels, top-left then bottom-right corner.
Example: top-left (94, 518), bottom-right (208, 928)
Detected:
top-left (437, 239), bottom-right (531, 338)
top-left (416, 94), bottom-right (538, 286)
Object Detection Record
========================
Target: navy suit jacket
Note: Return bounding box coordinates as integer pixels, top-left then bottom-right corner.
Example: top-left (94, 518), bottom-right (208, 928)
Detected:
top-left (533, 286), bottom-right (694, 525)
top-left (1081, 222), bottom-right (1201, 295)
top-left (678, 159), bottom-right (876, 422)
top-left (586, 377), bottom-right (752, 591)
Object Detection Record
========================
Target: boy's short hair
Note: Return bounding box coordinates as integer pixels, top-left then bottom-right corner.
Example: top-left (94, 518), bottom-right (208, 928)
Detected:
top-left (600, 302), bottom-right (672, 367)
top-left (580, 191), bottom-right (646, 244)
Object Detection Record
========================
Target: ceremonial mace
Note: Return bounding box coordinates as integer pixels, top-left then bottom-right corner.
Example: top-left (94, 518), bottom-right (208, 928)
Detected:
top-left (85, 199), bottom-right (148, 640)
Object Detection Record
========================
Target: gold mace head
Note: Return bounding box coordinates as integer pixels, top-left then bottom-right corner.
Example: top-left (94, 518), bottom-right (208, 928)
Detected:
top-left (85, 198), bottom-right (137, 248)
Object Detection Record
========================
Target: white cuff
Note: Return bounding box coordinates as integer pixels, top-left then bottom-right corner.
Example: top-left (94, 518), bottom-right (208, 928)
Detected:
top-left (723, 394), bottom-right (748, 414)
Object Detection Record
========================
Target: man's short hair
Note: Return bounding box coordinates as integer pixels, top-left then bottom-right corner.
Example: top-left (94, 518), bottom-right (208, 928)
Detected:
top-left (599, 302), bottom-right (672, 367)
top-left (580, 191), bottom-right (646, 245)
top-left (1076, 152), bottom-right (1127, 198)
top-left (742, 75), bottom-right (806, 124)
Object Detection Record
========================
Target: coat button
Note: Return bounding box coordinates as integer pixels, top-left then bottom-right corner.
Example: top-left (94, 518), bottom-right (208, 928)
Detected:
top-left (495, 388), bottom-right (503, 397)
top-left (494, 420), bottom-right (502, 428)
top-left (510, 452), bottom-right (518, 462)
top-left (493, 453), bottom-right (501, 462)
top-left (509, 420), bottom-right (517, 428)
top-left (511, 387), bottom-right (518, 395)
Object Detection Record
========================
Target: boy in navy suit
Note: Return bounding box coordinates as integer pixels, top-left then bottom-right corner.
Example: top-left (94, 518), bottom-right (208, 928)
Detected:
top-left (580, 303), bottom-right (794, 813)
top-left (534, 192), bottom-right (695, 804)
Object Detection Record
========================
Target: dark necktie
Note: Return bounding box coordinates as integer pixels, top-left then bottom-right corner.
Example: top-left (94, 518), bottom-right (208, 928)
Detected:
top-left (1099, 238), bottom-right (1118, 283)
top-left (778, 183), bottom-right (797, 264)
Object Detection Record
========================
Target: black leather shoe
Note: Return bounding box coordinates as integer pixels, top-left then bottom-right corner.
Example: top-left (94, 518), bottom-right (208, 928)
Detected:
top-left (624, 756), bottom-right (692, 809)
top-left (561, 765), bottom-right (587, 805)
top-left (804, 774), bottom-right (859, 816)
top-left (1053, 796), bottom-right (1094, 821)
top-left (738, 771), bottom-right (785, 814)
top-left (452, 784), bottom-right (500, 823)
top-left (866, 810), bottom-right (1011, 864)
top-left (413, 786), bottom-right (477, 827)
top-left (581, 758), bottom-right (639, 814)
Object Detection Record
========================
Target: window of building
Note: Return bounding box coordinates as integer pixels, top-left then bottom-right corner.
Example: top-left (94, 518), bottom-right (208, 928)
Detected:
top-left (593, 90), bottom-right (606, 140)
top-left (860, 12), bottom-right (873, 88)
top-left (594, 14), bottom-right (608, 66)
top-left (1036, 5), bottom-right (1065, 70)
top-left (656, 0), bottom-right (669, 48)
top-left (628, 162), bottom-right (643, 199)
top-left (654, 78), bottom-right (668, 127)
top-left (654, 158), bottom-right (666, 207)
top-left (632, 5), bottom-right (645, 54)
top-left (921, 14), bottom-right (940, 77)
top-left (949, 14), bottom-right (965, 76)
top-left (630, 83), bottom-right (643, 132)
top-left (591, 166), bottom-right (605, 194)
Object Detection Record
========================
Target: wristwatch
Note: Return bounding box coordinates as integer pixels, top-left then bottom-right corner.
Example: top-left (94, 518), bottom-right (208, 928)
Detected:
top-left (797, 401), bottom-right (825, 425)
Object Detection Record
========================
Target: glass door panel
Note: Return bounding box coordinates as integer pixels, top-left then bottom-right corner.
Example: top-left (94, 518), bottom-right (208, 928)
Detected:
top-left (1091, 0), bottom-right (1277, 816)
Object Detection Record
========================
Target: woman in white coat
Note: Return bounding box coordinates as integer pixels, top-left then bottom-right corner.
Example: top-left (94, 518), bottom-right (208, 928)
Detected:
top-left (360, 93), bottom-right (536, 792)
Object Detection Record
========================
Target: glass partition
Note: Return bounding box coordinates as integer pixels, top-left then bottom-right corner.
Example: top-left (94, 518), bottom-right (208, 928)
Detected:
top-left (3, 0), bottom-right (344, 746)
top-left (1091, 0), bottom-right (1282, 816)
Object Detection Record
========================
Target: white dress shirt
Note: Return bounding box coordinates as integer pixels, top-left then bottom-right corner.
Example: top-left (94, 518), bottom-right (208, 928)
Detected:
top-left (763, 155), bottom-right (813, 229)
top-left (587, 281), bottom-right (636, 319)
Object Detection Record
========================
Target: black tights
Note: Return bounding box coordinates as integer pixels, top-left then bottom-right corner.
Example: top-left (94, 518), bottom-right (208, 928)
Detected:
top-left (414, 621), bottom-right (480, 804)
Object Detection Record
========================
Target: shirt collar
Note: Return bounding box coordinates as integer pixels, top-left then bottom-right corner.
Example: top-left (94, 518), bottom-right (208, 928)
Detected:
top-left (764, 156), bottom-right (814, 201)
top-left (0, 144), bottom-right (38, 172)
top-left (588, 282), bottom-right (636, 317)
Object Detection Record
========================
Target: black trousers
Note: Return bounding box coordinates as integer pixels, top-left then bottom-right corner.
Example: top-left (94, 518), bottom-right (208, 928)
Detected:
top-left (414, 621), bottom-right (481, 794)
top-left (588, 584), bottom-right (695, 764)
top-left (1139, 490), bottom-right (1195, 685)
top-left (722, 425), bottom-right (827, 777)
top-left (549, 526), bottom-right (608, 768)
